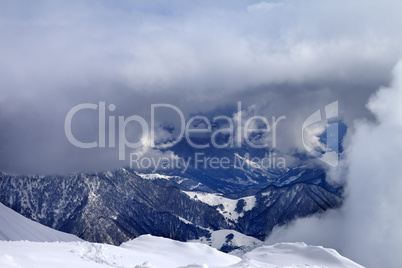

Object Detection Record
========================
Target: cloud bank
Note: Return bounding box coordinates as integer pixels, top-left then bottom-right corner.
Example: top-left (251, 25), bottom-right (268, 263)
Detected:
top-left (1, 0), bottom-right (402, 174)
top-left (267, 60), bottom-right (402, 268)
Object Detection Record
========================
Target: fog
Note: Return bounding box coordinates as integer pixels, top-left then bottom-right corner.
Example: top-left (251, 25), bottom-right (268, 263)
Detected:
top-left (267, 60), bottom-right (402, 267)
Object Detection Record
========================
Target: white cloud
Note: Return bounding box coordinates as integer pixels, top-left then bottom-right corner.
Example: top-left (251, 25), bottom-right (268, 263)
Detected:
top-left (247, 2), bottom-right (283, 12)
top-left (267, 59), bottom-right (402, 268)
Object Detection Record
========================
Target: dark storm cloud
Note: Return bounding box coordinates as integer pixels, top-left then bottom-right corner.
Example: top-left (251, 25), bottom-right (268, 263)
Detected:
top-left (1, 0), bottom-right (402, 174)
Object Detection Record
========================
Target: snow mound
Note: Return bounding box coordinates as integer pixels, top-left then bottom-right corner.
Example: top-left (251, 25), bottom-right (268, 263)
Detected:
top-left (0, 236), bottom-right (239, 268)
top-left (120, 234), bottom-right (240, 267)
top-left (0, 202), bottom-right (81, 242)
top-left (135, 261), bottom-right (156, 268)
top-left (239, 242), bottom-right (364, 268)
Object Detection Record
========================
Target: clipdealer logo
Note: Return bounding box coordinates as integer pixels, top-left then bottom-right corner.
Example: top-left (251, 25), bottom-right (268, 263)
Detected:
top-left (64, 101), bottom-right (340, 170)
top-left (64, 102), bottom-right (287, 170)
top-left (302, 101), bottom-right (339, 167)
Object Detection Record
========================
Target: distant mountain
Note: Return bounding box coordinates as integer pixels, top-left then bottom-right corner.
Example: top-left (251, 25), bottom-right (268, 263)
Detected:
top-left (0, 122), bottom-right (345, 247)
top-left (0, 166), bottom-right (341, 246)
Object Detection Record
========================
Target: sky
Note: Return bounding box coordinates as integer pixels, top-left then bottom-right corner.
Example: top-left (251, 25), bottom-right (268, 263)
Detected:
top-left (1, 1), bottom-right (402, 267)
top-left (1, 0), bottom-right (402, 174)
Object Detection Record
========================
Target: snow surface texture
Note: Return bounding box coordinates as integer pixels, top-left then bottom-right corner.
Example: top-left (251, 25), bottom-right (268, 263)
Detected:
top-left (0, 203), bottom-right (364, 268)
top-left (0, 202), bottom-right (81, 242)
top-left (0, 236), bottom-right (364, 268)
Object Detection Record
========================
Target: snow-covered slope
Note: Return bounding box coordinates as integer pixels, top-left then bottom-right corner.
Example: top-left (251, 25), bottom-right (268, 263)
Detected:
top-left (0, 202), bottom-right (81, 242)
top-left (239, 242), bottom-right (364, 268)
top-left (0, 236), bottom-right (240, 268)
top-left (0, 191), bottom-right (363, 268)
top-left (183, 191), bottom-right (256, 222)
top-left (0, 235), bottom-right (364, 268)
top-left (120, 235), bottom-right (240, 267)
